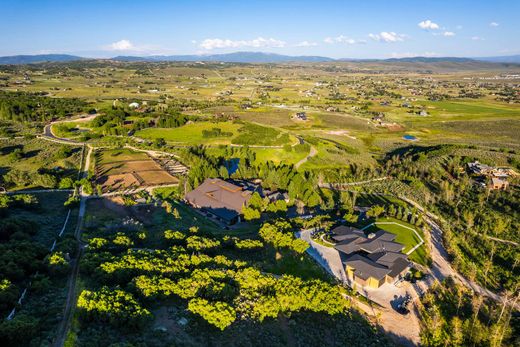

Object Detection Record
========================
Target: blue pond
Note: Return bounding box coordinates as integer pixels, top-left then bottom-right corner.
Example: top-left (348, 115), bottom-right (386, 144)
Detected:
top-left (403, 135), bottom-right (418, 141)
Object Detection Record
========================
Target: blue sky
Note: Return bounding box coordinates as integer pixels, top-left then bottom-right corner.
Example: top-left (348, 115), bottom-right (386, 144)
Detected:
top-left (1, 0), bottom-right (519, 58)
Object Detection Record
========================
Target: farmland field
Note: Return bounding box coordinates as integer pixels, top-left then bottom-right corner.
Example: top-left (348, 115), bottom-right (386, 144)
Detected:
top-left (95, 148), bottom-right (178, 192)
top-left (135, 121), bottom-right (242, 145)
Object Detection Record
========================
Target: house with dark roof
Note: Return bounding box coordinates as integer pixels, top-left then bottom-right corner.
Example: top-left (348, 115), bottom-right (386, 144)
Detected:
top-left (332, 226), bottom-right (410, 289)
top-left (185, 178), bottom-right (252, 225)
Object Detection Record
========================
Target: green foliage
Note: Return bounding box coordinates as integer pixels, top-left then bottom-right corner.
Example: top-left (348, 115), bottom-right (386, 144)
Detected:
top-left (157, 113), bottom-right (190, 128)
top-left (186, 235), bottom-right (221, 251)
top-left (0, 194), bottom-right (38, 209)
top-left (113, 233), bottom-right (134, 247)
top-left (232, 123), bottom-right (290, 146)
top-left (242, 206), bottom-right (261, 221)
top-left (420, 279), bottom-right (517, 347)
top-left (164, 229), bottom-right (185, 241)
top-left (202, 127), bottom-right (233, 138)
top-left (248, 192), bottom-right (264, 210)
top-left (233, 238), bottom-right (263, 250)
top-left (3, 169), bottom-right (58, 189)
top-left (89, 237), bottom-right (109, 250)
top-left (63, 194), bottom-right (79, 207)
top-left (0, 314), bottom-right (39, 347)
top-left (77, 287), bottom-right (151, 329)
top-left (266, 199), bottom-right (288, 213)
top-left (343, 212), bottom-right (358, 224)
top-left (46, 251), bottom-right (69, 275)
top-left (59, 177), bottom-right (74, 189)
top-left (259, 221), bottom-right (309, 254)
top-left (366, 205), bottom-right (385, 218)
top-left (188, 298), bottom-right (236, 330)
top-left (0, 91), bottom-right (87, 122)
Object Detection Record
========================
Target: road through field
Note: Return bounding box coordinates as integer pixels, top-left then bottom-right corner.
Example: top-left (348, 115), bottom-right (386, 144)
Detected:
top-left (53, 145), bottom-right (92, 347)
top-left (294, 145), bottom-right (317, 169)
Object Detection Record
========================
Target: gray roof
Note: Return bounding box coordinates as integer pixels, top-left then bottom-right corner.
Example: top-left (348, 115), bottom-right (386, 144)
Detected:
top-left (185, 178), bottom-right (252, 221)
top-left (331, 226), bottom-right (365, 243)
top-left (358, 239), bottom-right (404, 254)
top-left (333, 226), bottom-right (404, 255)
top-left (334, 225), bottom-right (409, 280)
top-left (344, 254), bottom-right (390, 281)
top-left (367, 251), bottom-right (407, 268)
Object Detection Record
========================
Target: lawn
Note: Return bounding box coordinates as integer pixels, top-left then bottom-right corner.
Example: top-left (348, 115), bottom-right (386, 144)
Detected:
top-left (364, 217), bottom-right (429, 266)
top-left (251, 147), bottom-right (308, 165)
top-left (135, 121), bottom-right (242, 145)
top-left (96, 148), bottom-right (150, 164)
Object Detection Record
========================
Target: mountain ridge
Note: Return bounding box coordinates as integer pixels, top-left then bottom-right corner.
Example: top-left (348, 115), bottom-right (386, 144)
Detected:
top-left (1, 52), bottom-right (519, 65)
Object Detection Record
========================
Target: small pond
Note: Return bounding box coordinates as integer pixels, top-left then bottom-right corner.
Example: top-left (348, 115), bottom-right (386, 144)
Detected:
top-left (403, 134), bottom-right (418, 141)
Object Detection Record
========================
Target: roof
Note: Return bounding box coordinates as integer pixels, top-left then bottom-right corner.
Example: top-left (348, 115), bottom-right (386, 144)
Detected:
top-left (330, 226), bottom-right (365, 242)
top-left (491, 177), bottom-right (508, 185)
top-left (344, 254), bottom-right (390, 281)
top-left (367, 251), bottom-right (407, 268)
top-left (333, 225), bottom-right (409, 281)
top-left (332, 226), bottom-right (403, 255)
top-left (185, 178), bottom-right (252, 221)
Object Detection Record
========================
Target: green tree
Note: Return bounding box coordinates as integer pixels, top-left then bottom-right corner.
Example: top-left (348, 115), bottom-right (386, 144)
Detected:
top-left (366, 205), bottom-right (384, 218)
top-left (187, 298), bottom-right (236, 330)
top-left (242, 206), bottom-right (261, 221)
top-left (59, 177), bottom-right (74, 189)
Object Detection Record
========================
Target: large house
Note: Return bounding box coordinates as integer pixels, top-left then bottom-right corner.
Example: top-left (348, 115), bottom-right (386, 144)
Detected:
top-left (332, 226), bottom-right (410, 289)
top-left (185, 178), bottom-right (253, 225)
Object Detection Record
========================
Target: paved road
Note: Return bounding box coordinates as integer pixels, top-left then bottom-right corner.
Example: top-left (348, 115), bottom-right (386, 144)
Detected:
top-left (43, 114), bottom-right (98, 145)
top-left (53, 145), bottom-right (92, 347)
top-left (296, 229), bottom-right (347, 282)
top-left (294, 145), bottom-right (317, 169)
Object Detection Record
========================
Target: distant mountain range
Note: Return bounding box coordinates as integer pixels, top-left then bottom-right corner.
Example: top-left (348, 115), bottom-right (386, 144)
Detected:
top-left (111, 52), bottom-right (335, 63)
top-left (0, 54), bottom-right (84, 64)
top-left (1, 52), bottom-right (519, 65)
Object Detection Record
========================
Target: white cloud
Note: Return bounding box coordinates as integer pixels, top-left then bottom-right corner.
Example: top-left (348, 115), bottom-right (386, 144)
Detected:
top-left (443, 31), bottom-right (455, 37)
top-left (471, 36), bottom-right (485, 41)
top-left (418, 20), bottom-right (440, 30)
top-left (108, 39), bottom-right (134, 51)
top-left (323, 35), bottom-right (364, 44)
top-left (295, 41), bottom-right (317, 47)
top-left (199, 37), bottom-right (286, 50)
top-left (389, 51), bottom-right (439, 58)
top-left (490, 22), bottom-right (499, 27)
top-left (369, 32), bottom-right (406, 43)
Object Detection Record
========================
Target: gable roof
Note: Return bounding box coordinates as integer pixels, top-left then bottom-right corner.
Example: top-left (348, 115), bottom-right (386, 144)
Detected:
top-left (185, 178), bottom-right (252, 221)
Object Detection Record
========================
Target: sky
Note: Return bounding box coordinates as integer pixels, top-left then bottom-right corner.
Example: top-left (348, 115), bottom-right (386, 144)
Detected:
top-left (1, 0), bottom-right (519, 59)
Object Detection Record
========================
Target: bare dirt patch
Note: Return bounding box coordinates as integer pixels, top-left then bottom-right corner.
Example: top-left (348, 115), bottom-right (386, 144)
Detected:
top-left (95, 149), bottom-right (180, 193)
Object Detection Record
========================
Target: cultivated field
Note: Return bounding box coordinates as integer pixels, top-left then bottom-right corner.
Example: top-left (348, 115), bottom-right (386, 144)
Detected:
top-left (94, 148), bottom-right (178, 193)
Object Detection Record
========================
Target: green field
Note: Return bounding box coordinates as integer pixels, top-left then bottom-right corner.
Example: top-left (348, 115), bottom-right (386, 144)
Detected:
top-left (135, 121), bottom-right (242, 145)
top-left (96, 148), bottom-right (149, 164)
